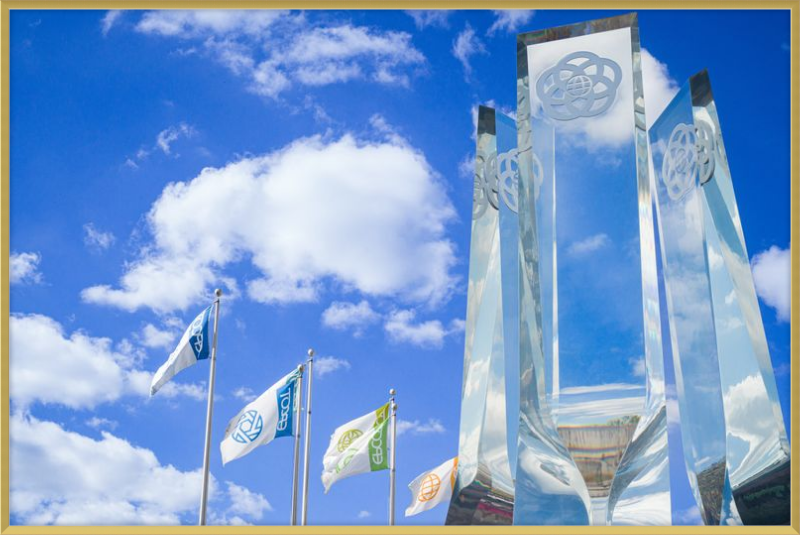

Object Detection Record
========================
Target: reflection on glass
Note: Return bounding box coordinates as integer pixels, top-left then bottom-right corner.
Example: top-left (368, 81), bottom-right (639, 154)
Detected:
top-left (516, 13), bottom-right (669, 525)
top-left (446, 106), bottom-right (516, 525)
top-left (650, 70), bottom-right (790, 526)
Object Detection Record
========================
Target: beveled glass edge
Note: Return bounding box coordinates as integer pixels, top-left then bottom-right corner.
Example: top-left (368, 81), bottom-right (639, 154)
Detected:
top-left (516, 12), bottom-right (637, 50)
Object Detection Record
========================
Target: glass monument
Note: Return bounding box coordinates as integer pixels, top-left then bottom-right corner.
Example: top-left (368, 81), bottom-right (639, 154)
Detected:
top-left (649, 70), bottom-right (791, 526)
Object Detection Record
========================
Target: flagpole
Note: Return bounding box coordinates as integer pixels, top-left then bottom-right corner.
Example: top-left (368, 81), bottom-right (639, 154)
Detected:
top-left (389, 388), bottom-right (397, 526)
top-left (290, 364), bottom-right (304, 526)
top-left (198, 288), bottom-right (222, 526)
top-left (300, 348), bottom-right (314, 526)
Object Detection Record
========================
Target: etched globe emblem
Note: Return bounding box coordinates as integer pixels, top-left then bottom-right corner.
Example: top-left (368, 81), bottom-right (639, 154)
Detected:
top-left (565, 74), bottom-right (592, 97)
top-left (662, 123), bottom-right (699, 201)
top-left (418, 473), bottom-right (441, 502)
top-left (232, 410), bottom-right (263, 444)
top-left (337, 429), bottom-right (363, 452)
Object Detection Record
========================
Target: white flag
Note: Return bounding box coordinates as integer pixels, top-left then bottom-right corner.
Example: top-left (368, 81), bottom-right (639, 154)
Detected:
top-left (220, 368), bottom-right (301, 465)
top-left (321, 403), bottom-right (390, 493)
top-left (405, 457), bottom-right (458, 517)
top-left (150, 306), bottom-right (212, 396)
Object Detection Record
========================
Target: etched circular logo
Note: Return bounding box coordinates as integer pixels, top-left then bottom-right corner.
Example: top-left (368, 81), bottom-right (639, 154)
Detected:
top-left (473, 152), bottom-right (500, 220)
top-left (662, 124), bottom-right (698, 201)
top-left (418, 473), bottom-right (441, 502)
top-left (695, 120), bottom-right (716, 184)
top-left (497, 149), bottom-right (519, 213)
top-left (232, 410), bottom-right (263, 444)
top-left (337, 429), bottom-right (363, 452)
top-left (536, 51), bottom-right (622, 121)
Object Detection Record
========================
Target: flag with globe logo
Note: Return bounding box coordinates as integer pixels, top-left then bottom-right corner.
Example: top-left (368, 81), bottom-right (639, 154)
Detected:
top-left (150, 306), bottom-right (212, 396)
top-left (405, 457), bottom-right (458, 517)
top-left (220, 367), bottom-right (301, 465)
top-left (321, 403), bottom-right (390, 493)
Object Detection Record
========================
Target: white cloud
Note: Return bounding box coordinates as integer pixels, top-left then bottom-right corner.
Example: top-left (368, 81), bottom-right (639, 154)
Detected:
top-left (83, 223), bottom-right (116, 252)
top-left (629, 356), bottom-right (645, 378)
top-left (556, 395), bottom-right (644, 425)
top-left (156, 123), bottom-right (195, 155)
top-left (396, 418), bottom-right (445, 436)
top-left (674, 505), bottom-right (702, 525)
top-left (314, 356), bottom-right (351, 378)
top-left (101, 10), bottom-right (124, 36)
top-left (232, 386), bottom-right (256, 403)
top-left (10, 414), bottom-right (266, 525)
top-left (452, 24), bottom-right (486, 79)
top-left (136, 10), bottom-right (288, 38)
top-left (488, 10), bottom-right (535, 35)
top-left (751, 245), bottom-right (790, 322)
top-left (83, 133), bottom-right (457, 314)
top-left (10, 313), bottom-right (202, 409)
top-left (405, 10), bottom-right (453, 29)
top-left (138, 323), bottom-right (178, 350)
top-left (384, 309), bottom-right (461, 348)
top-left (10, 252), bottom-right (43, 285)
top-left (357, 510), bottom-right (371, 519)
top-left (225, 482), bottom-right (272, 520)
top-left (567, 233), bottom-right (610, 255)
top-left (85, 417), bottom-right (118, 431)
top-left (641, 49), bottom-right (680, 129)
top-left (135, 12), bottom-right (425, 98)
top-left (321, 300), bottom-right (380, 335)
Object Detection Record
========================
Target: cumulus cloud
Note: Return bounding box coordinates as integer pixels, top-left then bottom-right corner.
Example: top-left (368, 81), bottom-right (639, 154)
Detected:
top-left (10, 414), bottom-right (267, 525)
top-left (452, 24), bottom-right (486, 79)
top-left (405, 10), bottom-right (453, 29)
top-left (10, 252), bottom-right (43, 285)
top-left (751, 245), bottom-right (790, 322)
top-left (384, 309), bottom-right (462, 348)
top-left (488, 10), bottom-right (535, 35)
top-left (83, 223), bottom-right (116, 252)
top-left (83, 133), bottom-right (457, 314)
top-left (314, 356), bottom-right (351, 378)
top-left (321, 300), bottom-right (380, 335)
top-left (10, 314), bottom-right (202, 410)
top-left (567, 233), bottom-right (610, 255)
top-left (396, 418), bottom-right (446, 436)
top-left (138, 323), bottom-right (179, 350)
top-left (135, 11), bottom-right (425, 98)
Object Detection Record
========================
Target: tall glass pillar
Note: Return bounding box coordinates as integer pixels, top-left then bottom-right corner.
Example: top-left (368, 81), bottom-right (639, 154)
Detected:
top-left (650, 70), bottom-right (790, 526)
top-left (515, 12), bottom-right (670, 525)
top-left (446, 106), bottom-right (517, 525)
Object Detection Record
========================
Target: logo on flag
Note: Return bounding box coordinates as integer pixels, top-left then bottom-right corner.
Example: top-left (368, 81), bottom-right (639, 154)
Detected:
top-left (418, 473), bottom-right (441, 502)
top-left (232, 410), bottom-right (264, 444)
top-left (220, 368), bottom-right (301, 465)
top-left (405, 457), bottom-right (458, 517)
top-left (338, 429), bottom-right (363, 452)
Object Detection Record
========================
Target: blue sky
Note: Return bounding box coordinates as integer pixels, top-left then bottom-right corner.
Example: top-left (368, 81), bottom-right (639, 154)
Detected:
top-left (8, 8), bottom-right (792, 526)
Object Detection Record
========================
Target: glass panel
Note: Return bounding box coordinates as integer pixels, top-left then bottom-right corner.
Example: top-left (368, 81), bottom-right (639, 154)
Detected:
top-left (446, 106), bottom-right (515, 525)
top-left (651, 70), bottom-right (790, 526)
top-left (516, 13), bottom-right (669, 525)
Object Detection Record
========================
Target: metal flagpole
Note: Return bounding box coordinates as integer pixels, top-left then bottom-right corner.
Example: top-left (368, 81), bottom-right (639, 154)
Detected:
top-left (300, 348), bottom-right (314, 525)
top-left (389, 388), bottom-right (397, 526)
top-left (290, 364), bottom-right (304, 525)
top-left (198, 288), bottom-right (222, 526)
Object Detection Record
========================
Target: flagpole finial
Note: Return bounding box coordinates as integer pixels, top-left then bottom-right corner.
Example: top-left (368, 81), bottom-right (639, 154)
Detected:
top-left (214, 288), bottom-right (223, 297)
top-left (307, 348), bottom-right (314, 359)
top-left (390, 388), bottom-right (396, 397)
